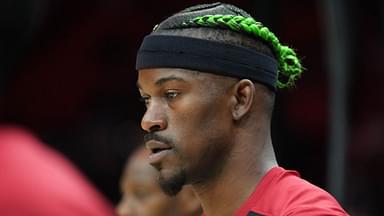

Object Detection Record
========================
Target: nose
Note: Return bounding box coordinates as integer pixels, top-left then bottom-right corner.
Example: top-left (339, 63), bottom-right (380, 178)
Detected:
top-left (141, 100), bottom-right (167, 132)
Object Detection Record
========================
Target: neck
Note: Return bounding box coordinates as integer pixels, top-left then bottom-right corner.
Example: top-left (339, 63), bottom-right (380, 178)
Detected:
top-left (192, 132), bottom-right (277, 216)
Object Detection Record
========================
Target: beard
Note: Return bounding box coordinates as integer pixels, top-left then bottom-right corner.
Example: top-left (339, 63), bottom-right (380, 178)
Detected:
top-left (156, 134), bottom-right (231, 196)
top-left (146, 125), bottom-right (232, 196)
top-left (158, 166), bottom-right (187, 196)
top-left (144, 132), bottom-right (186, 196)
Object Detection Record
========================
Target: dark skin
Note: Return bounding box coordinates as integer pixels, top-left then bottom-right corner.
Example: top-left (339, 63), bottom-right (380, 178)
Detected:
top-left (116, 147), bottom-right (201, 216)
top-left (117, 148), bottom-right (177, 216)
top-left (138, 68), bottom-right (277, 216)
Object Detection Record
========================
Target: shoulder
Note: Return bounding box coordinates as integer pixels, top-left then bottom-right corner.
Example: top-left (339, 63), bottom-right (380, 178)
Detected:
top-left (278, 177), bottom-right (349, 215)
top-left (250, 167), bottom-right (349, 216)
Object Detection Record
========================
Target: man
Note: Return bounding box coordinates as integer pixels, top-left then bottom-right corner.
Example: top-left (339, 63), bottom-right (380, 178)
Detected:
top-left (116, 146), bottom-right (201, 216)
top-left (135, 2), bottom-right (348, 216)
top-left (0, 125), bottom-right (116, 215)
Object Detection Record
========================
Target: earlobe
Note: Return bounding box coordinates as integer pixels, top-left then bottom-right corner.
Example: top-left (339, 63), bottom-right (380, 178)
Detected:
top-left (232, 79), bottom-right (254, 121)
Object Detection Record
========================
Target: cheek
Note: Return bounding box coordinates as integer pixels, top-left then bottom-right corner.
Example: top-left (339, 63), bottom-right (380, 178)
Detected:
top-left (171, 96), bottom-right (232, 155)
top-left (142, 195), bottom-right (173, 215)
top-left (176, 96), bottom-right (231, 136)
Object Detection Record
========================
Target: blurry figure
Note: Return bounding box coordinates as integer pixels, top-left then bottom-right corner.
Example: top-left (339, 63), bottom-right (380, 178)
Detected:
top-left (0, 125), bottom-right (116, 216)
top-left (116, 146), bottom-right (201, 216)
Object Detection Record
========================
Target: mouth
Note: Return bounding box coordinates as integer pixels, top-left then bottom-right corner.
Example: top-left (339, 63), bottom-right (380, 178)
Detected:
top-left (145, 140), bottom-right (173, 165)
top-left (151, 147), bottom-right (171, 154)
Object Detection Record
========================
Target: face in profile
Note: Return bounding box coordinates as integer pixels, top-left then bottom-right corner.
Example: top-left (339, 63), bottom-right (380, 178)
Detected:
top-left (116, 147), bottom-right (201, 216)
top-left (138, 68), bottom-right (236, 195)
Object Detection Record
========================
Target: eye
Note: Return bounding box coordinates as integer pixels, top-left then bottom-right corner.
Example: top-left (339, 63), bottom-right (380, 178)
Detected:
top-left (165, 90), bottom-right (180, 100)
top-left (139, 95), bottom-right (150, 107)
top-left (133, 189), bottom-right (151, 200)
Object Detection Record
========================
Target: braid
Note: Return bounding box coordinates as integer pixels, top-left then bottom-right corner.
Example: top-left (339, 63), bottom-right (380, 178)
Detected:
top-left (181, 14), bottom-right (304, 89)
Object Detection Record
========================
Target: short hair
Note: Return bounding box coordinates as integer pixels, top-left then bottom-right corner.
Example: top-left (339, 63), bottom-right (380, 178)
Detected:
top-left (150, 2), bottom-right (303, 89)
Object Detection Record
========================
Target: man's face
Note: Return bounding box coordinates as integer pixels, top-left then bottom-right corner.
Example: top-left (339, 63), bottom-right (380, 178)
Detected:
top-left (137, 68), bottom-right (235, 195)
top-left (116, 150), bottom-right (176, 216)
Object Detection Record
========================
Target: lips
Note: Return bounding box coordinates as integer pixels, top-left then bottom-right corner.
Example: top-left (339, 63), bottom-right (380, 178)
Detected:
top-left (145, 140), bottom-right (172, 165)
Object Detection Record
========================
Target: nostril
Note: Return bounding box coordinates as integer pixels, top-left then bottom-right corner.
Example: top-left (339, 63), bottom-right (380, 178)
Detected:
top-left (149, 125), bottom-right (161, 132)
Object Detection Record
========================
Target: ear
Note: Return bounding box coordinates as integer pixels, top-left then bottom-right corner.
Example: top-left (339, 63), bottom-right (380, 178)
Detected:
top-left (230, 79), bottom-right (255, 121)
top-left (177, 186), bottom-right (202, 216)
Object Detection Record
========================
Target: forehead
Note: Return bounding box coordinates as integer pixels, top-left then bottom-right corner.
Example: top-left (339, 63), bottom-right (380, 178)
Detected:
top-left (137, 68), bottom-right (234, 91)
top-left (138, 68), bottom-right (198, 86)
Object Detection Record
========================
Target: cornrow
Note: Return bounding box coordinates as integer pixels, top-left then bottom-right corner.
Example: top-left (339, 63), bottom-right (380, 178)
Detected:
top-left (181, 14), bottom-right (304, 89)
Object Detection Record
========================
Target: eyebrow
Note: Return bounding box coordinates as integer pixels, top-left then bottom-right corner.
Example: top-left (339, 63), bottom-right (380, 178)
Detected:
top-left (155, 75), bottom-right (186, 86)
top-left (137, 75), bottom-right (186, 89)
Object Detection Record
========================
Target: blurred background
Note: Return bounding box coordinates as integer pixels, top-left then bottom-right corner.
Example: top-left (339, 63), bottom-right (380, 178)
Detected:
top-left (0, 0), bottom-right (383, 215)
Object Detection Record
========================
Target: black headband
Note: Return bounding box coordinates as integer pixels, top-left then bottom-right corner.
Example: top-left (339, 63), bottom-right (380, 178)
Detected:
top-left (136, 35), bottom-right (278, 90)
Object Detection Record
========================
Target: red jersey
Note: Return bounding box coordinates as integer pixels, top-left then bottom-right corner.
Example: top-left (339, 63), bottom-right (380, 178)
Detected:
top-left (0, 126), bottom-right (116, 216)
top-left (203, 167), bottom-right (348, 216)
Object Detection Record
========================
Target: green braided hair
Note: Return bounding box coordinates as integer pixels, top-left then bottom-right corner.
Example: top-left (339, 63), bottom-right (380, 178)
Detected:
top-left (181, 14), bottom-right (304, 89)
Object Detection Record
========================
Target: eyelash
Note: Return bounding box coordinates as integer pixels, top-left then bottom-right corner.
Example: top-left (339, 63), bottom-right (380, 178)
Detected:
top-left (139, 90), bottom-right (181, 107)
top-left (139, 96), bottom-right (150, 106)
top-left (165, 90), bottom-right (180, 100)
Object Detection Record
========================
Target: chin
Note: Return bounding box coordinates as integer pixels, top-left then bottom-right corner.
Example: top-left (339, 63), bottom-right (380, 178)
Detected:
top-left (158, 167), bottom-right (186, 196)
